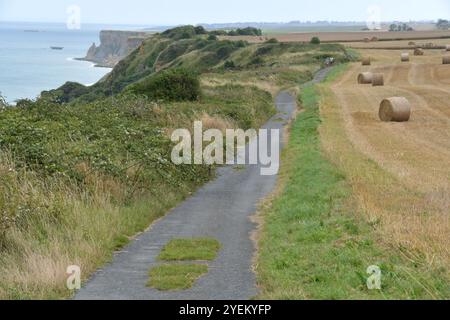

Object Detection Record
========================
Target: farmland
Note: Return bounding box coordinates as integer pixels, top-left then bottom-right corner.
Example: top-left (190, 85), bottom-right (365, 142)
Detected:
top-left (257, 36), bottom-right (450, 299)
top-left (324, 46), bottom-right (450, 265)
top-left (220, 30), bottom-right (450, 43)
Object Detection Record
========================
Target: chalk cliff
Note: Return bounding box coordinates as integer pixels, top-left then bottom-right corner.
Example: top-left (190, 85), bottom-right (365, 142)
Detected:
top-left (79, 30), bottom-right (152, 67)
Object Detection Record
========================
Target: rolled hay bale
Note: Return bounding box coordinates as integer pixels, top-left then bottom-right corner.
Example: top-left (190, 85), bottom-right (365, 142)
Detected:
top-left (401, 53), bottom-right (410, 62)
top-left (372, 73), bottom-right (384, 86)
top-left (408, 41), bottom-right (416, 46)
top-left (379, 97), bottom-right (411, 122)
top-left (361, 57), bottom-right (371, 66)
top-left (446, 45), bottom-right (450, 51)
top-left (358, 72), bottom-right (374, 84)
top-left (364, 37), bottom-right (370, 43)
top-left (371, 36), bottom-right (379, 42)
top-left (414, 48), bottom-right (424, 56)
top-left (443, 56), bottom-right (450, 64)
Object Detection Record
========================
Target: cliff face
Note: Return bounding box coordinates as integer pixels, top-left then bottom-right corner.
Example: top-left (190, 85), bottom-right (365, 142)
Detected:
top-left (81, 30), bottom-right (152, 67)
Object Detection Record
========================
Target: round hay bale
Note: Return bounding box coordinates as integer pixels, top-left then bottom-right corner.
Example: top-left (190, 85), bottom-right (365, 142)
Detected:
top-left (443, 56), bottom-right (450, 64)
top-left (358, 72), bottom-right (374, 84)
top-left (363, 37), bottom-right (370, 43)
top-left (414, 48), bottom-right (424, 56)
top-left (408, 41), bottom-right (416, 46)
top-left (371, 36), bottom-right (379, 42)
top-left (379, 97), bottom-right (411, 122)
top-left (401, 53), bottom-right (410, 62)
top-left (372, 73), bottom-right (384, 86)
top-left (361, 57), bottom-right (371, 66)
top-left (446, 45), bottom-right (450, 51)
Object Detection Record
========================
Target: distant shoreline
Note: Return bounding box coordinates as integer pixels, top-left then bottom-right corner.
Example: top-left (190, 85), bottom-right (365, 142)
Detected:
top-left (74, 57), bottom-right (114, 69)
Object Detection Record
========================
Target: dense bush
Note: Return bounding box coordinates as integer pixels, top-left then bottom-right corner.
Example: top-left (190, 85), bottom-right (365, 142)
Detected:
top-left (235, 40), bottom-right (248, 48)
top-left (255, 45), bottom-right (275, 56)
top-left (42, 81), bottom-right (89, 103)
top-left (310, 37), bottom-right (321, 45)
top-left (224, 60), bottom-right (236, 69)
top-left (209, 30), bottom-right (228, 36)
top-left (128, 68), bottom-right (201, 102)
top-left (228, 27), bottom-right (262, 36)
top-left (161, 25), bottom-right (206, 40)
top-left (194, 26), bottom-right (208, 35)
top-left (248, 56), bottom-right (264, 67)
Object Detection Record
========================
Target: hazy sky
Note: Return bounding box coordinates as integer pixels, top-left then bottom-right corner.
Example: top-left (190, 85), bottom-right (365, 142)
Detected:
top-left (0, 0), bottom-right (449, 25)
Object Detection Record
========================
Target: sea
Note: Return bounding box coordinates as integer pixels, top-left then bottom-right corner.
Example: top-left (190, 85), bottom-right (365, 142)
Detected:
top-left (0, 22), bottom-right (147, 103)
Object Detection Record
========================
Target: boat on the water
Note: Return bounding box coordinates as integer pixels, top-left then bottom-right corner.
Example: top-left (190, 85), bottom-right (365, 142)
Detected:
top-left (50, 46), bottom-right (64, 50)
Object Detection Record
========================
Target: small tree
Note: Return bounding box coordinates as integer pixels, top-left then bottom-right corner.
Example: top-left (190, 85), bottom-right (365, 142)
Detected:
top-left (310, 37), bottom-right (321, 45)
top-left (437, 19), bottom-right (450, 30)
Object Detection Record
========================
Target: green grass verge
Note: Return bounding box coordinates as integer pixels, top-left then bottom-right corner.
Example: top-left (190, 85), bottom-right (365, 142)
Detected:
top-left (147, 264), bottom-right (208, 291)
top-left (256, 68), bottom-right (449, 299)
top-left (158, 238), bottom-right (221, 261)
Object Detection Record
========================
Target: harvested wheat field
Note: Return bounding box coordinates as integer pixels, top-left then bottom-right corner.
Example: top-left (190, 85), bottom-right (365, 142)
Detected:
top-left (345, 38), bottom-right (450, 49)
top-left (319, 46), bottom-right (450, 273)
top-left (220, 31), bottom-right (450, 44)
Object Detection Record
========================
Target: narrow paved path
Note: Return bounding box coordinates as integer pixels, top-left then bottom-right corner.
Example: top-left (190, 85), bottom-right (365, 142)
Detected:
top-left (75, 68), bottom-right (332, 300)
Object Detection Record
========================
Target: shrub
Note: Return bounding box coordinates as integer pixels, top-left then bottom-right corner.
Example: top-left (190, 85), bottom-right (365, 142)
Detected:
top-left (248, 56), bottom-right (264, 67)
top-left (209, 30), bottom-right (228, 36)
top-left (224, 60), bottom-right (236, 69)
top-left (255, 45), bottom-right (275, 56)
top-left (216, 44), bottom-right (235, 59)
top-left (208, 34), bottom-right (218, 41)
top-left (129, 68), bottom-right (201, 102)
top-left (310, 37), bottom-right (321, 45)
top-left (161, 26), bottom-right (201, 40)
top-left (234, 27), bottom-right (262, 36)
top-left (194, 26), bottom-right (207, 35)
top-left (265, 38), bottom-right (279, 44)
top-left (236, 40), bottom-right (248, 48)
top-left (44, 81), bottom-right (89, 103)
top-left (15, 98), bottom-right (34, 109)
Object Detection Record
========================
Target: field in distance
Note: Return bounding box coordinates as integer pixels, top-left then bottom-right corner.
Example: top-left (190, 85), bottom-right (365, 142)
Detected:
top-left (220, 30), bottom-right (450, 43)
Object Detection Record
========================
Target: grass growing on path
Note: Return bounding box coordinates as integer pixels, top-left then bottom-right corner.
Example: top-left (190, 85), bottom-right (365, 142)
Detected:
top-left (256, 69), bottom-right (449, 299)
top-left (159, 238), bottom-right (221, 261)
top-left (147, 264), bottom-right (208, 291)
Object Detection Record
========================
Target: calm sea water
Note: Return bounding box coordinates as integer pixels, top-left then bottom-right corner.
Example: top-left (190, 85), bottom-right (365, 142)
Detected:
top-left (0, 22), bottom-right (143, 103)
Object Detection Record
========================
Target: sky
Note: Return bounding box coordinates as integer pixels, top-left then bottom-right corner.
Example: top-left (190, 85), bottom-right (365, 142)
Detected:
top-left (0, 0), bottom-right (449, 25)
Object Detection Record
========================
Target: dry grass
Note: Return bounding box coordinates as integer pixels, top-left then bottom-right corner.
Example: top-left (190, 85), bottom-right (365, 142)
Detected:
top-left (319, 47), bottom-right (450, 271)
top-left (0, 151), bottom-right (184, 299)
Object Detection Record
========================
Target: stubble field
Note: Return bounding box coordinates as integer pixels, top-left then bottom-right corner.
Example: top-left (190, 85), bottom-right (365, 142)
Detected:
top-left (320, 45), bottom-right (450, 272)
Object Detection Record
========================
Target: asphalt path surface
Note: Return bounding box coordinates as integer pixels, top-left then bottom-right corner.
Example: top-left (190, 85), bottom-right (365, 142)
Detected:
top-left (75, 67), bottom-right (333, 300)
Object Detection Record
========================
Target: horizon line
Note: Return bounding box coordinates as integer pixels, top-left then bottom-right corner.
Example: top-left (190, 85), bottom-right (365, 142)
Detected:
top-left (0, 19), bottom-right (441, 27)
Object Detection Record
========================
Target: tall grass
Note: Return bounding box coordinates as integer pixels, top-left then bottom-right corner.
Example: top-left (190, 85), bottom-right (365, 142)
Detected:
top-left (0, 85), bottom-right (274, 299)
top-left (0, 149), bottom-right (193, 299)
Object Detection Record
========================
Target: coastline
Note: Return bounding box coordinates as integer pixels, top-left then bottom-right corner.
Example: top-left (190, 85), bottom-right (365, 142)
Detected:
top-left (74, 57), bottom-right (115, 68)
top-left (0, 23), bottom-right (114, 103)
